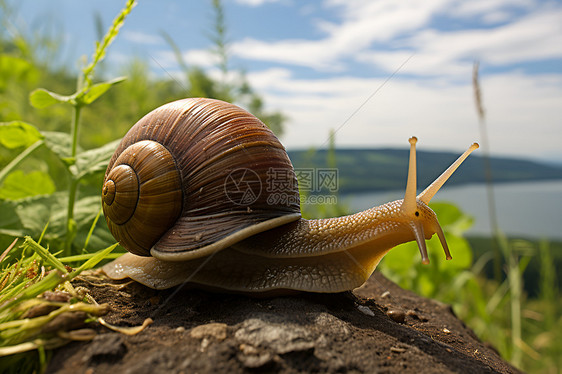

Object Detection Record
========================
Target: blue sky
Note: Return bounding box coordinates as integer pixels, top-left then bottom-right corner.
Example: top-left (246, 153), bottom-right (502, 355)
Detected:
top-left (11, 0), bottom-right (562, 162)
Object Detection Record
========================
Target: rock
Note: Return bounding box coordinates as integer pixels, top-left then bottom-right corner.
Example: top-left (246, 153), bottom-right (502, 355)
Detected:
top-left (234, 316), bottom-right (315, 354)
top-left (47, 272), bottom-right (522, 373)
top-left (190, 322), bottom-right (228, 340)
top-left (82, 334), bottom-right (127, 364)
top-left (386, 309), bottom-right (406, 323)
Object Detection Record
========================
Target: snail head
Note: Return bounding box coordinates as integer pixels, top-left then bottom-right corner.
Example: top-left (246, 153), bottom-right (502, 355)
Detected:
top-left (398, 137), bottom-right (479, 264)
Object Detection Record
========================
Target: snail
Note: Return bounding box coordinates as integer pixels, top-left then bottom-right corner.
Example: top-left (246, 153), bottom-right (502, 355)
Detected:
top-left (101, 98), bottom-right (478, 293)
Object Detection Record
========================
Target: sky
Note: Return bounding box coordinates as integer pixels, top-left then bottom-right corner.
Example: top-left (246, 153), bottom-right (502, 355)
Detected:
top-left (11, 0), bottom-right (562, 163)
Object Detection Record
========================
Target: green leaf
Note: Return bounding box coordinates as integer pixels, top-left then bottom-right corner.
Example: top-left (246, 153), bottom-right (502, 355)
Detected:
top-left (39, 195), bottom-right (101, 240)
top-left (75, 224), bottom-right (117, 254)
top-left (0, 122), bottom-right (43, 149)
top-left (435, 234), bottom-right (472, 270)
top-left (73, 196), bottom-right (105, 230)
top-left (0, 199), bottom-right (22, 234)
top-left (15, 194), bottom-right (64, 238)
top-left (431, 202), bottom-right (474, 234)
top-left (0, 228), bottom-right (27, 238)
top-left (42, 131), bottom-right (74, 162)
top-left (418, 272), bottom-right (436, 296)
top-left (0, 170), bottom-right (55, 200)
top-left (0, 140), bottom-right (44, 185)
top-left (77, 76), bottom-right (126, 105)
top-left (0, 56), bottom-right (39, 90)
top-left (13, 193), bottom-right (103, 248)
top-left (381, 243), bottom-right (416, 275)
top-left (29, 89), bottom-right (75, 109)
top-left (74, 139), bottom-right (121, 179)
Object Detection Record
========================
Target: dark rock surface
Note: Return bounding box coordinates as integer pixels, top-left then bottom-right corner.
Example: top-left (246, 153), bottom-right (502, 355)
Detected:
top-left (47, 272), bottom-right (521, 373)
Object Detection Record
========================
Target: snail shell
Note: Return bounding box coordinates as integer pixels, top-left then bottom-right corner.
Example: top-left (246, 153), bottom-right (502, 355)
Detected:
top-left (102, 98), bottom-right (479, 293)
top-left (102, 98), bottom-right (301, 258)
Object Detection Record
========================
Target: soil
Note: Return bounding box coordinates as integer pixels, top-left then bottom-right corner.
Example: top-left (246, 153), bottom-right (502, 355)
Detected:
top-left (47, 271), bottom-right (521, 373)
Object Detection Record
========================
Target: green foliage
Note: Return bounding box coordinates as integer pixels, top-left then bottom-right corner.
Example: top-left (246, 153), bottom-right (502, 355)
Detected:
top-left (380, 202), bottom-right (474, 298)
top-left (0, 122), bottom-right (42, 149)
top-left (0, 237), bottom-right (118, 373)
top-left (0, 170), bottom-right (55, 200)
top-left (29, 76), bottom-right (127, 109)
top-left (380, 202), bottom-right (562, 372)
top-left (0, 0), bottom-right (286, 256)
top-left (0, 0), bottom-right (136, 255)
top-left (0, 0), bottom-right (288, 370)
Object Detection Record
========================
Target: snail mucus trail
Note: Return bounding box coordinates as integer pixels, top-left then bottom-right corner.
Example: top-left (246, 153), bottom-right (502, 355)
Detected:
top-left (101, 98), bottom-right (479, 293)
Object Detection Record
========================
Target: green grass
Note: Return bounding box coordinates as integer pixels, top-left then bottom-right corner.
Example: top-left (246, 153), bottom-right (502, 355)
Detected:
top-left (379, 205), bottom-right (562, 373)
top-left (0, 237), bottom-right (118, 373)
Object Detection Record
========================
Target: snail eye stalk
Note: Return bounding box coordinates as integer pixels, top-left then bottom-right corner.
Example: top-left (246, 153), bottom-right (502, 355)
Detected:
top-left (418, 143), bottom-right (479, 204)
top-left (402, 139), bottom-right (479, 264)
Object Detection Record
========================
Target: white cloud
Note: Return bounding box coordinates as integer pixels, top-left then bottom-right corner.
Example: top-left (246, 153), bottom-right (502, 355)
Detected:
top-left (169, 0), bottom-right (562, 161)
top-left (152, 49), bottom-right (219, 70)
top-left (123, 30), bottom-right (163, 45)
top-left (446, 0), bottom-right (535, 22)
top-left (233, 0), bottom-right (283, 7)
top-left (421, 8), bottom-right (561, 64)
top-left (357, 7), bottom-right (562, 77)
top-left (230, 0), bottom-right (560, 78)
top-left (232, 37), bottom-right (344, 71)
top-left (181, 49), bottom-right (219, 67)
top-left (232, 0), bottom-right (449, 71)
top-left (245, 68), bottom-right (562, 161)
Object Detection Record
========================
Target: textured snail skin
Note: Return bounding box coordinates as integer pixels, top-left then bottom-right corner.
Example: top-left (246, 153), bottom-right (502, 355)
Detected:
top-left (102, 98), bottom-right (478, 293)
top-left (103, 199), bottom-right (438, 292)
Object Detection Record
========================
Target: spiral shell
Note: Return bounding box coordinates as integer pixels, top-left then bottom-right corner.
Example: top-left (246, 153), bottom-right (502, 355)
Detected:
top-left (102, 98), bottom-right (301, 259)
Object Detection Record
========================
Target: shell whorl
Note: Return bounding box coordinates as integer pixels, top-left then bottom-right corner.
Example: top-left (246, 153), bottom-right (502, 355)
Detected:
top-left (102, 98), bottom-right (301, 259)
top-left (102, 140), bottom-right (183, 256)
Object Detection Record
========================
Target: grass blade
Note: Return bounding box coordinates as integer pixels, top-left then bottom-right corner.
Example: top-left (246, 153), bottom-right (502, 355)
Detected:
top-left (22, 237), bottom-right (67, 275)
top-left (70, 243), bottom-right (118, 277)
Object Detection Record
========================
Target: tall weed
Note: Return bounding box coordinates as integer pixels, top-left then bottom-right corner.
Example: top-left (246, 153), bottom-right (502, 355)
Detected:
top-left (0, 0), bottom-right (136, 255)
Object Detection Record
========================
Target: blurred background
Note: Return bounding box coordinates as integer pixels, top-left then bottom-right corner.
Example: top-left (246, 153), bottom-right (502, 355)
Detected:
top-left (7, 0), bottom-right (562, 159)
top-left (1, 1), bottom-right (561, 372)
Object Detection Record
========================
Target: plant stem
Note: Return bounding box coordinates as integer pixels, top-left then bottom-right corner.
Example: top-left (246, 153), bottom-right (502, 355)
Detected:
top-left (65, 179), bottom-right (79, 255)
top-left (65, 105), bottom-right (82, 255)
top-left (70, 105), bottom-right (81, 159)
top-left (211, 0), bottom-right (229, 83)
top-left (0, 140), bottom-right (44, 184)
top-left (508, 249), bottom-right (522, 367)
top-left (472, 62), bottom-right (502, 283)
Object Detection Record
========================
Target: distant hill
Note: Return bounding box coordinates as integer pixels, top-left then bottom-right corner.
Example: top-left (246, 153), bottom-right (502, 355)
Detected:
top-left (287, 148), bottom-right (562, 194)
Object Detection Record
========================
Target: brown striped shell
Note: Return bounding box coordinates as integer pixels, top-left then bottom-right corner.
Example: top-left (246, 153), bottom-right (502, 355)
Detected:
top-left (102, 98), bottom-right (301, 259)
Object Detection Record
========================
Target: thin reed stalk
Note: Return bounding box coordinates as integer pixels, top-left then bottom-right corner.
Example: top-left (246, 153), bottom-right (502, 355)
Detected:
top-left (472, 61), bottom-right (522, 368)
top-left (472, 61), bottom-right (502, 281)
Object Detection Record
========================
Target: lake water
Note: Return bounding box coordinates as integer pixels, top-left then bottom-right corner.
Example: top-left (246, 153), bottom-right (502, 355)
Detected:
top-left (342, 180), bottom-right (562, 240)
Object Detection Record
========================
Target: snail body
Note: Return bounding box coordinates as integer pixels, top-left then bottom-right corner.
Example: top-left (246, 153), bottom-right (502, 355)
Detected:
top-left (102, 98), bottom-right (478, 293)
